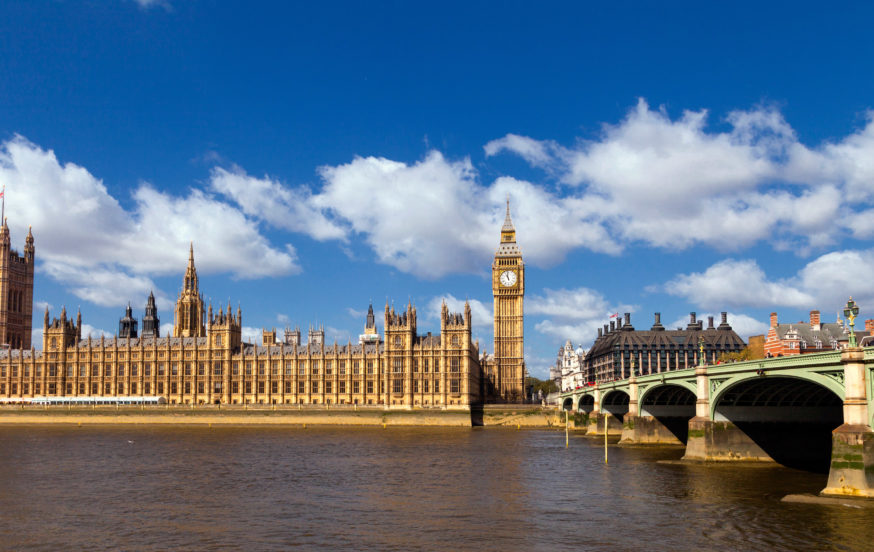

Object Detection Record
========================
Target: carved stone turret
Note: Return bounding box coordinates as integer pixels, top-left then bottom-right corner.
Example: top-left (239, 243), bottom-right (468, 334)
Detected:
top-left (173, 243), bottom-right (205, 337)
top-left (43, 306), bottom-right (81, 351)
top-left (142, 291), bottom-right (160, 338)
top-left (119, 303), bottom-right (138, 338)
top-left (208, 300), bottom-right (241, 350)
top-left (308, 325), bottom-right (325, 346)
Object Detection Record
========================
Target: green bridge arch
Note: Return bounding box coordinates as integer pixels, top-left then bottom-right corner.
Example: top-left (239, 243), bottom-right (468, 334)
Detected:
top-left (638, 380), bottom-right (697, 407)
top-left (708, 369), bottom-right (845, 420)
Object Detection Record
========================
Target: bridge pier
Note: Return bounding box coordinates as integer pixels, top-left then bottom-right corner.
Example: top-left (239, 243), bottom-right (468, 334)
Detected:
top-left (682, 363), bottom-right (774, 462)
top-left (682, 419), bottom-right (774, 462)
top-left (587, 412), bottom-right (623, 436)
top-left (619, 372), bottom-right (684, 445)
top-left (620, 415), bottom-right (684, 445)
top-left (822, 348), bottom-right (874, 498)
top-left (586, 388), bottom-right (602, 434)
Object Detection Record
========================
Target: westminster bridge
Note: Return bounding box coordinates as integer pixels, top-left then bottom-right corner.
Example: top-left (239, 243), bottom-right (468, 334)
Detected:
top-left (558, 347), bottom-right (874, 498)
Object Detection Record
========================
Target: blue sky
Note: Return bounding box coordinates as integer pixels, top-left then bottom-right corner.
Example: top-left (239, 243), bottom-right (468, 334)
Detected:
top-left (2, 1), bottom-right (874, 378)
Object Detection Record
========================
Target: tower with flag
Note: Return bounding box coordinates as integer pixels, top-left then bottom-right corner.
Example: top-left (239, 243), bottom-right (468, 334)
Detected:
top-left (0, 186), bottom-right (35, 349)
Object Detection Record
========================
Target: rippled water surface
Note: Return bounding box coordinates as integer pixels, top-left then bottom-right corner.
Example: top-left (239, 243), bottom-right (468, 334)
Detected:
top-left (0, 426), bottom-right (871, 551)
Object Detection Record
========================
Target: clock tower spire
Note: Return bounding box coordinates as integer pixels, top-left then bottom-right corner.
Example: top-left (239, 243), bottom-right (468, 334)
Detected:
top-left (491, 196), bottom-right (525, 403)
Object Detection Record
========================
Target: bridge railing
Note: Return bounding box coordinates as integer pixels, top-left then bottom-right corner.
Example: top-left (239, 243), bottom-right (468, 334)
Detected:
top-left (558, 347), bottom-right (866, 400)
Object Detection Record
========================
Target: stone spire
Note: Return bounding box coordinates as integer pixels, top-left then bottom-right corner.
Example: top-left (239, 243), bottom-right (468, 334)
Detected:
top-left (24, 225), bottom-right (33, 260)
top-left (184, 242), bottom-right (198, 292)
top-left (502, 194), bottom-right (515, 232)
top-left (173, 243), bottom-right (205, 337)
top-left (496, 196), bottom-right (522, 257)
top-left (365, 303), bottom-right (376, 331)
top-left (119, 302), bottom-right (138, 339)
top-left (142, 290), bottom-right (160, 338)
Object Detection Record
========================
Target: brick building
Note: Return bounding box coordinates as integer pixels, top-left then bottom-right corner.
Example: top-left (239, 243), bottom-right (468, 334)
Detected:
top-left (763, 310), bottom-right (872, 357)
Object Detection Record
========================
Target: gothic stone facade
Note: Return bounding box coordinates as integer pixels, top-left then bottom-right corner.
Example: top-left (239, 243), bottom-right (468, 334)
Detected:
top-left (0, 222), bottom-right (34, 349)
top-left (483, 200), bottom-right (525, 403)
top-left (0, 249), bottom-right (482, 408)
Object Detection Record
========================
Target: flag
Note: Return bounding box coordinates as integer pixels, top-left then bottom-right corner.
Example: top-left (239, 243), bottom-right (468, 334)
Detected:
top-left (609, 312), bottom-right (619, 319)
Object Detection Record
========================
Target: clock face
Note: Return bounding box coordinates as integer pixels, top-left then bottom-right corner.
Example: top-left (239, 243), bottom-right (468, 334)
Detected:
top-left (500, 270), bottom-right (517, 287)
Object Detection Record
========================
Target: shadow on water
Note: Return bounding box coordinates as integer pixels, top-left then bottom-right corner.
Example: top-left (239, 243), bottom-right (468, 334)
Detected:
top-left (470, 405), bottom-right (484, 426)
top-left (733, 421), bottom-right (837, 473)
top-left (654, 415), bottom-right (691, 443)
top-left (714, 376), bottom-right (844, 473)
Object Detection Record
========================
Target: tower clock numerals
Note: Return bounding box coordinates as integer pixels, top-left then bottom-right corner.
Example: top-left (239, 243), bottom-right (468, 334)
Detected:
top-left (499, 270), bottom-right (517, 287)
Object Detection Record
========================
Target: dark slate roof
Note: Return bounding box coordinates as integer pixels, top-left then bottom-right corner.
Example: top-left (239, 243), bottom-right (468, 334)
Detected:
top-left (77, 336), bottom-right (208, 348)
top-left (586, 322), bottom-right (746, 362)
top-left (0, 349), bottom-right (36, 360)
top-left (416, 335), bottom-right (442, 347)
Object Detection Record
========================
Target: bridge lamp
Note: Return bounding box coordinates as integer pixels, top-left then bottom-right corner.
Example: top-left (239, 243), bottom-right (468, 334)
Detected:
top-left (843, 297), bottom-right (860, 348)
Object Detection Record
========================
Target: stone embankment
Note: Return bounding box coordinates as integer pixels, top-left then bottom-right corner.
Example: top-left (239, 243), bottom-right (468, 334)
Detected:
top-left (0, 405), bottom-right (565, 428)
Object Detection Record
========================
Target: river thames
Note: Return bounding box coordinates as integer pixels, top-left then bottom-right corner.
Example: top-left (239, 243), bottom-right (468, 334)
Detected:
top-left (0, 426), bottom-right (871, 551)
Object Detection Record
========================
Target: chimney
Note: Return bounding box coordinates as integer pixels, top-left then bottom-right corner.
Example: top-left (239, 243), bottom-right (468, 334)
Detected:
top-left (603, 324), bottom-right (609, 336)
top-left (598, 328), bottom-right (603, 338)
top-left (624, 313), bottom-right (631, 326)
top-left (708, 316), bottom-right (714, 329)
top-left (651, 312), bottom-right (665, 331)
top-left (866, 319), bottom-right (874, 334)
top-left (810, 310), bottom-right (821, 331)
top-left (718, 312), bottom-right (732, 330)
top-left (770, 312), bottom-right (778, 328)
top-left (610, 321), bottom-right (615, 332)
top-left (687, 312), bottom-right (700, 330)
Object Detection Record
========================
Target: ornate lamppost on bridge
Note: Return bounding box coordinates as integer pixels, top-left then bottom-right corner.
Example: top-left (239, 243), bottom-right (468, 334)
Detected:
top-left (843, 297), bottom-right (860, 348)
top-left (822, 296), bottom-right (874, 498)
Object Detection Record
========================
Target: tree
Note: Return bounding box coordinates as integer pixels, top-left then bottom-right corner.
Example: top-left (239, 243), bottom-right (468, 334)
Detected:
top-left (718, 346), bottom-right (757, 363)
top-left (526, 376), bottom-right (557, 396)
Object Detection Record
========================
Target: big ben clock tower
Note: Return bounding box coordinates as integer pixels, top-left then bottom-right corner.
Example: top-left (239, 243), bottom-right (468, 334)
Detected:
top-left (492, 198), bottom-right (525, 403)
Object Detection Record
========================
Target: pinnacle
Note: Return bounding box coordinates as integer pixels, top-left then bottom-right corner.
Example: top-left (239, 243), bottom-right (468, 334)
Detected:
top-left (502, 196), bottom-right (515, 231)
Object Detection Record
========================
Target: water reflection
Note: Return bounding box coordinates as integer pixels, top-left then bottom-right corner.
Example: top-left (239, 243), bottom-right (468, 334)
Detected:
top-left (0, 427), bottom-right (870, 551)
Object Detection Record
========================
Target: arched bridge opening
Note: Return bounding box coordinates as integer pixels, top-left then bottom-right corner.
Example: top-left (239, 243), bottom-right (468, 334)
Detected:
top-left (602, 390), bottom-right (629, 422)
top-left (640, 385), bottom-right (696, 443)
top-left (714, 376), bottom-right (842, 473)
top-left (578, 394), bottom-right (595, 413)
top-left (562, 397), bottom-right (574, 411)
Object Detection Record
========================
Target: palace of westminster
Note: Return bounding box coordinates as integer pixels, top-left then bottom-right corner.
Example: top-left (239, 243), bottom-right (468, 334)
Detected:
top-left (0, 203), bottom-right (527, 406)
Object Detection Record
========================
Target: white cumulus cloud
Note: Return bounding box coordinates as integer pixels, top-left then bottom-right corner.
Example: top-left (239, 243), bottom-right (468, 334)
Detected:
top-left (529, 287), bottom-right (634, 343)
top-left (0, 136), bottom-right (299, 308)
top-left (663, 251), bottom-right (874, 316)
top-left (662, 259), bottom-right (814, 310)
top-left (485, 99), bottom-right (874, 254)
top-left (209, 166), bottom-right (345, 241)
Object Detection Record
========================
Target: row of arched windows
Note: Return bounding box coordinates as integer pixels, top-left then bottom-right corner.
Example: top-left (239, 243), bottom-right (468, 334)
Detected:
top-left (7, 289), bottom-right (25, 313)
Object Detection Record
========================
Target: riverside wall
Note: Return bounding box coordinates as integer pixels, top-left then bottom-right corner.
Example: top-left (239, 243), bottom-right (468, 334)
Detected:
top-left (0, 405), bottom-right (564, 428)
